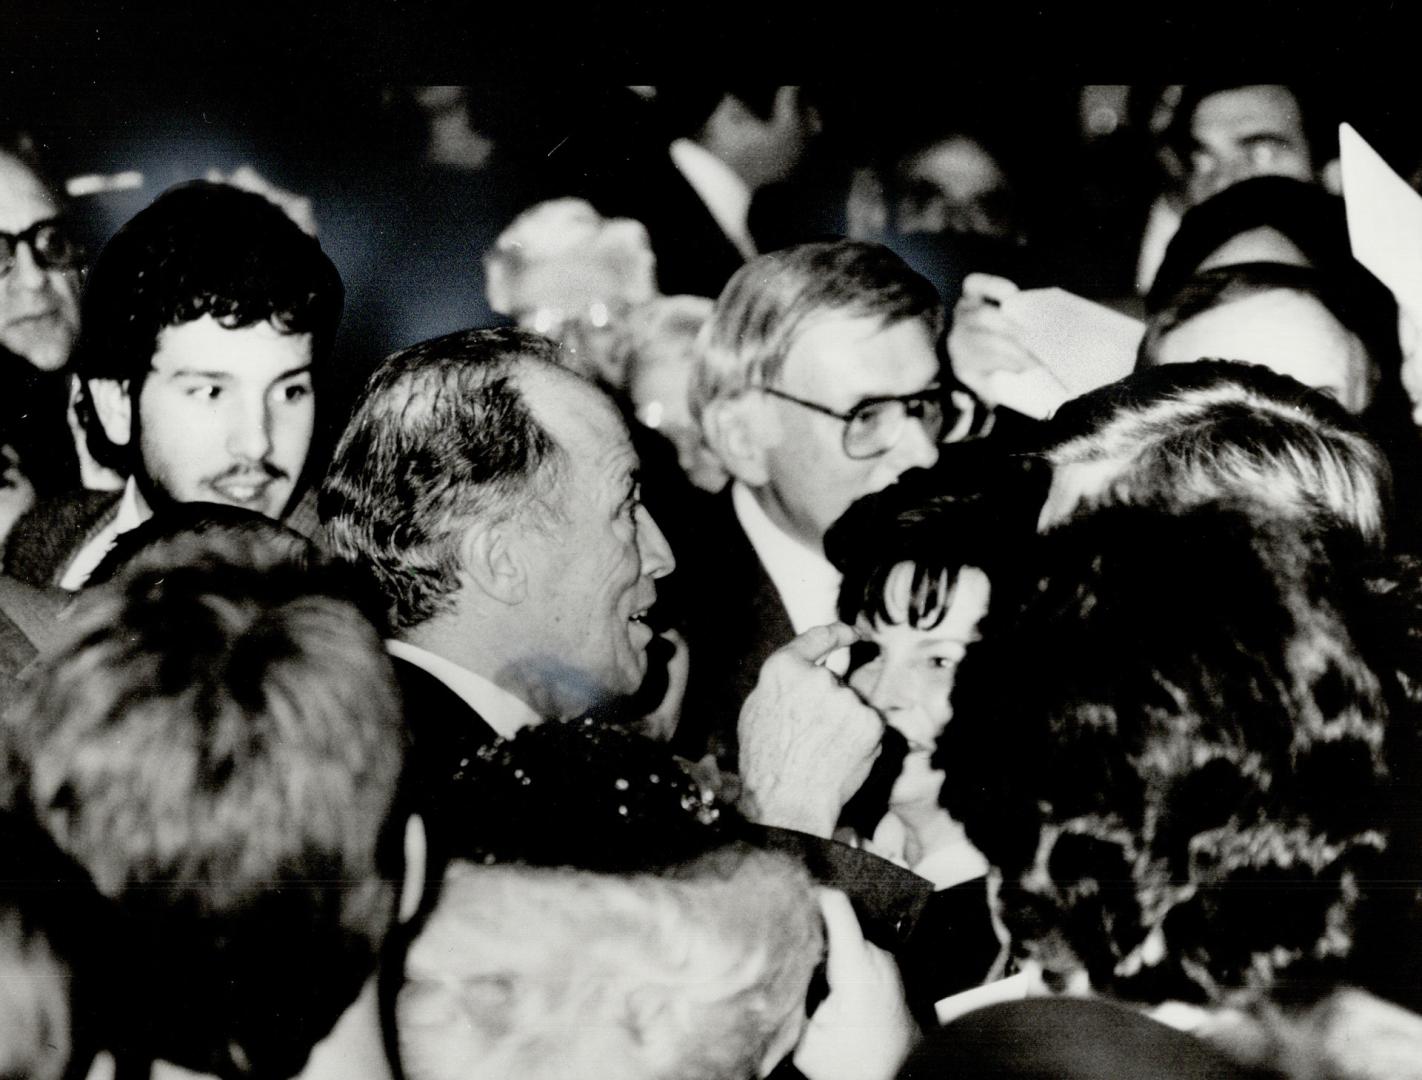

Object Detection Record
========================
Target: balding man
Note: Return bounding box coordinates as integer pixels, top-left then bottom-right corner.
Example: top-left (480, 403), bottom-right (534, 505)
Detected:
top-left (320, 328), bottom-right (677, 832)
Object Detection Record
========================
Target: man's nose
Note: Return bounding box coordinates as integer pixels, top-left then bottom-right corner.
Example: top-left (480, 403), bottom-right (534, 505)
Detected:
top-left (889, 414), bottom-right (940, 473)
top-left (226, 398), bottom-right (274, 461)
top-left (7, 242), bottom-right (48, 292)
top-left (636, 504), bottom-right (677, 580)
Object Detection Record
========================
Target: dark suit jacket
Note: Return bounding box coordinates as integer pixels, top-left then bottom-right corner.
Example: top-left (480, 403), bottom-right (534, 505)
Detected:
top-left (672, 487), bottom-right (795, 770)
top-left (0, 574), bottom-right (69, 712)
top-left (3, 486), bottom-right (324, 590)
top-left (2, 489), bottom-right (119, 589)
top-left (390, 653), bottom-right (501, 783)
top-left (389, 653), bottom-right (504, 854)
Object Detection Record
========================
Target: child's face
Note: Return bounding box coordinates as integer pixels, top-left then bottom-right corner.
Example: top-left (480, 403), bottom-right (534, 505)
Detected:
top-left (848, 562), bottom-right (990, 808)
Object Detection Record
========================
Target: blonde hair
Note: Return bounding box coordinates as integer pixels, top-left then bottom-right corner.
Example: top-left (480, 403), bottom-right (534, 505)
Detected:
top-left (690, 240), bottom-right (943, 425)
top-left (398, 847), bottom-right (822, 1080)
top-left (1046, 361), bottom-right (1390, 544)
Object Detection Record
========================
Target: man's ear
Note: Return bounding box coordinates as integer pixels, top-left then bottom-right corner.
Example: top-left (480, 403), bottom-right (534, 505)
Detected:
top-left (701, 396), bottom-right (774, 487)
top-left (399, 814), bottom-right (427, 924)
top-left (87, 378), bottom-right (133, 448)
top-left (461, 521), bottom-right (527, 605)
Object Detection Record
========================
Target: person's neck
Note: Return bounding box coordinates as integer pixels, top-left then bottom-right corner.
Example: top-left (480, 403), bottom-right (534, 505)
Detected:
top-left (747, 484), bottom-right (826, 559)
top-left (401, 617), bottom-right (588, 722)
top-left (128, 476), bottom-right (157, 526)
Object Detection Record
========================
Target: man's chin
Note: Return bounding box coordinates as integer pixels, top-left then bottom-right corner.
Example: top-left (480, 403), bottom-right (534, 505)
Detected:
top-left (204, 485), bottom-right (291, 520)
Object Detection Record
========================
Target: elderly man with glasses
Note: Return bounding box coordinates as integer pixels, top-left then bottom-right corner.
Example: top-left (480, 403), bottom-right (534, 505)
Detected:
top-left (0, 142), bottom-right (91, 548)
top-left (674, 239), bottom-right (972, 771)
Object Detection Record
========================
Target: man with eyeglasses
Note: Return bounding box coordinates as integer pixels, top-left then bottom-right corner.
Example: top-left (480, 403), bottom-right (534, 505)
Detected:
top-left (4, 181), bottom-right (342, 591)
top-left (0, 147), bottom-right (82, 377)
top-left (0, 144), bottom-right (91, 544)
top-left (674, 239), bottom-right (967, 770)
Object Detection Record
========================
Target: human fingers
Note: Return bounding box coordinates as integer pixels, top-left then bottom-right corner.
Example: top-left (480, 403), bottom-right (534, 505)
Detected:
top-left (783, 622), bottom-right (861, 666)
top-left (960, 271), bottom-right (1022, 308)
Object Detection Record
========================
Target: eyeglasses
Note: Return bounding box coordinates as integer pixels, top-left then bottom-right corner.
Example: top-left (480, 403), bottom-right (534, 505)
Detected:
top-left (760, 385), bottom-right (978, 460)
top-left (0, 219), bottom-right (83, 277)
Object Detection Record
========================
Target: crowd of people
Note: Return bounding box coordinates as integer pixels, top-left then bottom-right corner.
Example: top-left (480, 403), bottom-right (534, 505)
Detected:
top-left (1, 82), bottom-right (1422, 1078)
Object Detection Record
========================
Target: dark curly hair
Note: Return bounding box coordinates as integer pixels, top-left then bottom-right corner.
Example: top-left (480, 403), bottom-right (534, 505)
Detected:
top-left (73, 180), bottom-right (343, 470)
top-left (940, 502), bottom-right (1405, 1008)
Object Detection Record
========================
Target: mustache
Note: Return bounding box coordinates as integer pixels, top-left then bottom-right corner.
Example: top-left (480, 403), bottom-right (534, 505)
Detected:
top-left (212, 460), bottom-right (291, 484)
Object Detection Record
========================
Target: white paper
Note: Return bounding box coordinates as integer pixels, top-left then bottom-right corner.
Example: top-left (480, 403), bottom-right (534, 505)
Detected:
top-left (999, 287), bottom-right (1144, 398)
top-left (1341, 121), bottom-right (1422, 324)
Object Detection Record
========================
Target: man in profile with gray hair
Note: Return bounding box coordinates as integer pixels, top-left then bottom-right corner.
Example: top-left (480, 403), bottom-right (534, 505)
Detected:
top-left (320, 327), bottom-right (678, 832)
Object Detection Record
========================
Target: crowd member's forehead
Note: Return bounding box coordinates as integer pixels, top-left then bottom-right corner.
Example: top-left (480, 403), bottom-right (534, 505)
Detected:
top-left (781, 310), bottom-right (939, 397)
top-left (1191, 85), bottom-right (1309, 153)
top-left (0, 152), bottom-right (57, 232)
top-left (519, 365), bottom-right (633, 474)
top-left (1155, 289), bottom-right (1373, 411)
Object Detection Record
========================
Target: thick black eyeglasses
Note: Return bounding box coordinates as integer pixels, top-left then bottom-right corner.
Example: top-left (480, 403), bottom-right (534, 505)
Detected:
top-left (760, 385), bottom-right (974, 460)
top-left (0, 219), bottom-right (83, 277)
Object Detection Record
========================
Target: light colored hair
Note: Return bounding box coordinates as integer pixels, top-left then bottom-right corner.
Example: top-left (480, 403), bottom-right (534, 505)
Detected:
top-left (617, 293), bottom-right (716, 392)
top-left (398, 847), bottom-right (823, 1080)
top-left (320, 328), bottom-right (571, 631)
top-left (484, 197), bottom-right (657, 324)
top-left (690, 240), bottom-right (943, 425)
top-left (9, 556), bottom-right (406, 1076)
top-left (1045, 360), bottom-right (1390, 544)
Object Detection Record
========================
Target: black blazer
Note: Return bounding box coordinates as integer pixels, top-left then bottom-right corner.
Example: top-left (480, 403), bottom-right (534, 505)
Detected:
top-left (672, 488), bottom-right (796, 770)
top-left (389, 653), bottom-right (503, 847)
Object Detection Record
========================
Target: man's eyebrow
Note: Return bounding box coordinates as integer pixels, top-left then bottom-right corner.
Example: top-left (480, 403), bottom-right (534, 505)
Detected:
top-left (1237, 132), bottom-right (1295, 147)
top-left (271, 364), bottom-right (314, 382)
top-left (162, 368), bottom-right (237, 380)
top-left (859, 383), bottom-right (943, 403)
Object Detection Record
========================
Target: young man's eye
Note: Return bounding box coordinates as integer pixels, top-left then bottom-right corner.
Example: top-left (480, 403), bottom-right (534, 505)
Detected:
top-left (186, 384), bottom-right (222, 400)
top-left (278, 381), bottom-right (312, 403)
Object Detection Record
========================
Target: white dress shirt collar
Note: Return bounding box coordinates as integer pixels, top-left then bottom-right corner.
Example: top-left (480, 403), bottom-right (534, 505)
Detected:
top-left (668, 137), bottom-right (758, 261)
top-left (59, 477), bottom-right (148, 592)
top-left (731, 481), bottom-right (841, 636)
top-left (386, 639), bottom-right (542, 742)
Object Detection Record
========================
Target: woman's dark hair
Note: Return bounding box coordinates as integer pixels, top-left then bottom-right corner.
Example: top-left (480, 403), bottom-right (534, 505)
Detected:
top-left (942, 502), bottom-right (1405, 1008)
top-left (826, 463), bottom-right (1019, 630)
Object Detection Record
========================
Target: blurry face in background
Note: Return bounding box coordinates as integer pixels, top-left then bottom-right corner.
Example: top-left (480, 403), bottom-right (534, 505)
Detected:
top-left (849, 564), bottom-right (991, 809)
top-left (1152, 289), bottom-right (1375, 412)
top-left (750, 86), bottom-right (822, 187)
top-left (0, 153), bottom-right (80, 372)
top-left (893, 135), bottom-right (1014, 239)
top-left (1185, 86), bottom-right (1315, 206)
top-left (630, 349), bottom-right (728, 494)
